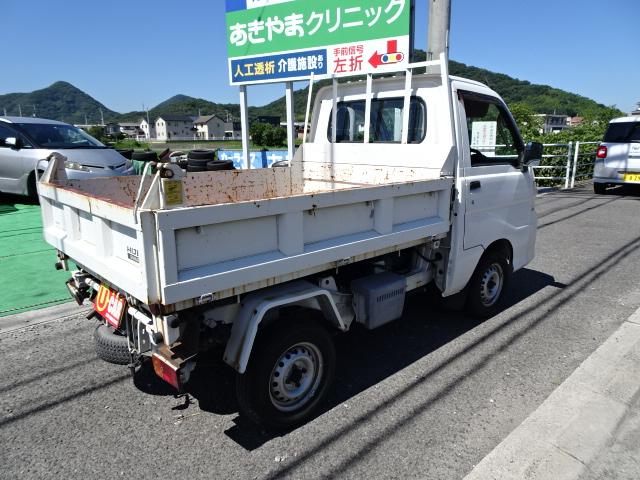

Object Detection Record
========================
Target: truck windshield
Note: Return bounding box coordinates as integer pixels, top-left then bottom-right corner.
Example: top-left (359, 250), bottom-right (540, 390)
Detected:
top-left (16, 123), bottom-right (106, 149)
top-left (604, 122), bottom-right (640, 143)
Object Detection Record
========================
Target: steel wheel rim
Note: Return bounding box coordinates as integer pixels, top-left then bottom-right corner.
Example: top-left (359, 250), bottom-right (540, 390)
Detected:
top-left (480, 262), bottom-right (504, 307)
top-left (269, 342), bottom-right (323, 412)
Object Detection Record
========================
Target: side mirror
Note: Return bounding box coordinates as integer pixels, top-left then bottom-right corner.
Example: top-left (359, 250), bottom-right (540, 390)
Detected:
top-left (522, 141), bottom-right (543, 167)
top-left (5, 137), bottom-right (24, 150)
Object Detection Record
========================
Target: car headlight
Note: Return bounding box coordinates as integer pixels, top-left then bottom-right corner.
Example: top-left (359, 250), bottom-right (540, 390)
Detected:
top-left (64, 161), bottom-right (90, 172)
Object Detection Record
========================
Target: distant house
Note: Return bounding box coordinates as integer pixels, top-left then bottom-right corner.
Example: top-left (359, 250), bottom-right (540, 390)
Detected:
top-left (104, 123), bottom-right (121, 137)
top-left (567, 116), bottom-right (584, 127)
top-left (140, 118), bottom-right (156, 139)
top-left (632, 102), bottom-right (640, 117)
top-left (119, 122), bottom-right (143, 138)
top-left (194, 114), bottom-right (237, 140)
top-left (155, 115), bottom-right (196, 141)
top-left (536, 114), bottom-right (570, 134)
top-left (280, 121), bottom-right (309, 139)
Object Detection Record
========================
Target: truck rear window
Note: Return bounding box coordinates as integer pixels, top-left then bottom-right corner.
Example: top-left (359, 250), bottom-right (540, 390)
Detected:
top-left (328, 97), bottom-right (426, 144)
top-left (604, 122), bottom-right (640, 143)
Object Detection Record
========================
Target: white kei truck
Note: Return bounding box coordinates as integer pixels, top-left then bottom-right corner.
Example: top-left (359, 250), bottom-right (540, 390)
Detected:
top-left (38, 56), bottom-right (541, 429)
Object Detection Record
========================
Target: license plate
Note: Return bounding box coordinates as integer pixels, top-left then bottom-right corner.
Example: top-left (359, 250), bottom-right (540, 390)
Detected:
top-left (94, 285), bottom-right (126, 328)
top-left (623, 173), bottom-right (640, 182)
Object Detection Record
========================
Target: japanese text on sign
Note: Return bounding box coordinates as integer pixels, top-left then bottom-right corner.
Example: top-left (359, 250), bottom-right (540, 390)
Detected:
top-left (226, 0), bottom-right (411, 85)
top-left (229, 2), bottom-right (406, 48)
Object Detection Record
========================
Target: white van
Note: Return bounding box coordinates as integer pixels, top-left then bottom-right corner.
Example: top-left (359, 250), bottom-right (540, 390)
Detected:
top-left (593, 116), bottom-right (640, 194)
top-left (0, 117), bottom-right (132, 198)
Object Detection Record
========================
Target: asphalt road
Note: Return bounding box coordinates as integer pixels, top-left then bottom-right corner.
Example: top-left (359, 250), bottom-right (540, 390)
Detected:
top-left (2, 182), bottom-right (640, 480)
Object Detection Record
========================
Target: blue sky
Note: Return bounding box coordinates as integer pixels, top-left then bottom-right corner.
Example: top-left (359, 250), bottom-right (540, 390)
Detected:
top-left (2, 0), bottom-right (638, 114)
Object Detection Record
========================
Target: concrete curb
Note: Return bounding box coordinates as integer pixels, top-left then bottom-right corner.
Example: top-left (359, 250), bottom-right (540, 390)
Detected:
top-left (0, 301), bottom-right (90, 335)
top-left (464, 306), bottom-right (640, 480)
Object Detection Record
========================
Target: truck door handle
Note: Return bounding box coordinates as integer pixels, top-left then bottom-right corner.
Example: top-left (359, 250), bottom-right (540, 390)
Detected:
top-left (470, 181), bottom-right (482, 190)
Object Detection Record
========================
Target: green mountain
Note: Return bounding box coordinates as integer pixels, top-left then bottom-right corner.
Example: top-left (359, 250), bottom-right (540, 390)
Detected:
top-left (447, 60), bottom-right (616, 118)
top-left (251, 51), bottom-right (623, 120)
top-left (118, 95), bottom-right (243, 123)
top-left (0, 54), bottom-right (622, 127)
top-left (0, 81), bottom-right (119, 124)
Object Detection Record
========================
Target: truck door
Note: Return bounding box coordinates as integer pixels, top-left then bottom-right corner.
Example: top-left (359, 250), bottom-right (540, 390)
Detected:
top-left (458, 91), bottom-right (537, 270)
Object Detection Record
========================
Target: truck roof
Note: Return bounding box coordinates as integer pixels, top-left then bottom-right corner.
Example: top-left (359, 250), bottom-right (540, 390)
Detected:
top-left (315, 73), bottom-right (500, 102)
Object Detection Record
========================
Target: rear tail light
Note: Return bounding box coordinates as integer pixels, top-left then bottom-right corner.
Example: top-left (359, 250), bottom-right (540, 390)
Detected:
top-left (596, 146), bottom-right (608, 159)
top-left (152, 354), bottom-right (181, 390)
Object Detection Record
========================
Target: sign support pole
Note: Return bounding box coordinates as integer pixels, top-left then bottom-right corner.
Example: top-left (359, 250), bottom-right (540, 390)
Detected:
top-left (302, 73), bottom-right (314, 145)
top-left (364, 74), bottom-right (372, 144)
top-left (239, 85), bottom-right (250, 169)
top-left (285, 82), bottom-right (295, 161)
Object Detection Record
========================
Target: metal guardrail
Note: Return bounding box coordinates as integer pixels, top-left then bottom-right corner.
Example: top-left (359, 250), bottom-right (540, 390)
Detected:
top-left (569, 141), bottom-right (599, 188)
top-left (472, 142), bottom-right (600, 189)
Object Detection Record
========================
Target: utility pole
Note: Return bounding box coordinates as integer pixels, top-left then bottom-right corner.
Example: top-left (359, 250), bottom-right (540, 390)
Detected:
top-left (143, 103), bottom-right (151, 139)
top-left (427, 0), bottom-right (452, 60)
top-left (33, 105), bottom-right (37, 117)
top-left (100, 108), bottom-right (105, 126)
top-left (18, 104), bottom-right (23, 117)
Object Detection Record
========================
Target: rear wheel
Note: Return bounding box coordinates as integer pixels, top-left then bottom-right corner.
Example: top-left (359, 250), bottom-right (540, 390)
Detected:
top-left (236, 318), bottom-right (336, 430)
top-left (466, 250), bottom-right (512, 318)
top-left (594, 182), bottom-right (607, 194)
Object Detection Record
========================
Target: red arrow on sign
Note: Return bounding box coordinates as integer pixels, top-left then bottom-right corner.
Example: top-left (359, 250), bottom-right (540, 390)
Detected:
top-left (368, 40), bottom-right (401, 69)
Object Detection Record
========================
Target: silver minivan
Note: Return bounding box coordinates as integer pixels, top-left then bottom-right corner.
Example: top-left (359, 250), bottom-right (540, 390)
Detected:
top-left (0, 116), bottom-right (132, 198)
top-left (593, 116), bottom-right (640, 194)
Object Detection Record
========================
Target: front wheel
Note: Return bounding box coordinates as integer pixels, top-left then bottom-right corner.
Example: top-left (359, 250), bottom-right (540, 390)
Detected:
top-left (466, 250), bottom-right (512, 318)
top-left (236, 318), bottom-right (336, 430)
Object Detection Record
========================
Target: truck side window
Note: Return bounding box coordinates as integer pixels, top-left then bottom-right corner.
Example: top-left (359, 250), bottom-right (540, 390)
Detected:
top-left (328, 97), bottom-right (426, 144)
top-left (462, 96), bottom-right (522, 167)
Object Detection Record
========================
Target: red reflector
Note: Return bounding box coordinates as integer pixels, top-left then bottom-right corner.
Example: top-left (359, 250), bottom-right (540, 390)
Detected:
top-left (596, 146), bottom-right (608, 159)
top-left (152, 355), bottom-right (181, 390)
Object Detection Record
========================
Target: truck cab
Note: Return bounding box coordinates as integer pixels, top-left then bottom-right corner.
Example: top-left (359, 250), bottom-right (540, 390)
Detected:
top-left (309, 73), bottom-right (537, 303)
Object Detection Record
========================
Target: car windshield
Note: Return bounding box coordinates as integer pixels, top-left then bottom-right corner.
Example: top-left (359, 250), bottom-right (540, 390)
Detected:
top-left (17, 123), bottom-right (105, 148)
top-left (603, 122), bottom-right (640, 143)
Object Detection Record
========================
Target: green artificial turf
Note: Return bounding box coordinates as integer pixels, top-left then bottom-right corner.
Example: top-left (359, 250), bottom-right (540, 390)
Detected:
top-left (0, 199), bottom-right (71, 317)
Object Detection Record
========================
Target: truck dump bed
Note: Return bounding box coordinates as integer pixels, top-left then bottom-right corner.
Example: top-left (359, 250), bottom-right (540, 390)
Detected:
top-left (39, 145), bottom-right (453, 308)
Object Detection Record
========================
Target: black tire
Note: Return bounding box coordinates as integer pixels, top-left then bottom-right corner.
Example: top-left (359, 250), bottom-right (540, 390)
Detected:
top-left (236, 318), bottom-right (336, 430)
top-left (187, 158), bottom-right (211, 167)
top-left (94, 324), bottom-right (131, 365)
top-left (206, 160), bottom-right (235, 171)
top-left (186, 165), bottom-right (207, 173)
top-left (187, 149), bottom-right (216, 161)
top-left (594, 183), bottom-right (607, 194)
top-left (131, 151), bottom-right (158, 162)
top-left (27, 172), bottom-right (40, 201)
top-left (466, 249), bottom-right (512, 318)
